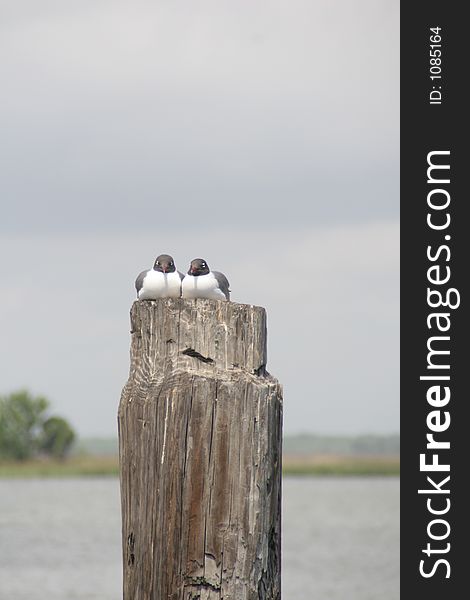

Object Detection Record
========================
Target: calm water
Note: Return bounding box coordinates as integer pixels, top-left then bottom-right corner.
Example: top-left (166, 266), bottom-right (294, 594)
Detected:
top-left (0, 477), bottom-right (399, 600)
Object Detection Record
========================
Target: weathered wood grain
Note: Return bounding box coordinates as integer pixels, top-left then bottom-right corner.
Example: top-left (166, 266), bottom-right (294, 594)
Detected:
top-left (118, 298), bottom-right (282, 600)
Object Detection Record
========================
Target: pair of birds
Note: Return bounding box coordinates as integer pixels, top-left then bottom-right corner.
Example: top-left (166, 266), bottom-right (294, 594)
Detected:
top-left (135, 254), bottom-right (231, 301)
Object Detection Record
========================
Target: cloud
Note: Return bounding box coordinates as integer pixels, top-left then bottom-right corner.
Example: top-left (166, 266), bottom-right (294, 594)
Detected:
top-left (0, 0), bottom-right (399, 435)
top-left (0, 0), bottom-right (398, 233)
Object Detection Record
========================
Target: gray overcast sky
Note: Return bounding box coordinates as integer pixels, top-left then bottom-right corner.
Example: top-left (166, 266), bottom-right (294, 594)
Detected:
top-left (1, 0), bottom-right (399, 436)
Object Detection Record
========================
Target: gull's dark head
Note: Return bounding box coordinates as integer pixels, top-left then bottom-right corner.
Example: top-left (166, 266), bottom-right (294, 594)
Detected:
top-left (153, 254), bottom-right (176, 273)
top-left (188, 258), bottom-right (210, 276)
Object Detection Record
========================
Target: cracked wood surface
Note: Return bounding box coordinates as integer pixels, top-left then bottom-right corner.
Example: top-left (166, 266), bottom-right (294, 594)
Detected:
top-left (118, 299), bottom-right (282, 600)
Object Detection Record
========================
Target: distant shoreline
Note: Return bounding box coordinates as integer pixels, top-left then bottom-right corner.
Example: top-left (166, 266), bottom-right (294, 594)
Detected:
top-left (0, 454), bottom-right (399, 478)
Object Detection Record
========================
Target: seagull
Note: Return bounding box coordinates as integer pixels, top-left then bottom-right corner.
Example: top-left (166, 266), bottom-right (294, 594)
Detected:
top-left (135, 254), bottom-right (183, 299)
top-left (181, 258), bottom-right (230, 301)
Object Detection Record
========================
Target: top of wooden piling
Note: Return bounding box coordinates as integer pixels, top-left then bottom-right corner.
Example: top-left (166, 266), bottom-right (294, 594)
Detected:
top-left (129, 298), bottom-right (269, 379)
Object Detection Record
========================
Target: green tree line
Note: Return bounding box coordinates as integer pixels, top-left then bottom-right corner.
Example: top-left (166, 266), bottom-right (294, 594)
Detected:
top-left (0, 390), bottom-right (76, 460)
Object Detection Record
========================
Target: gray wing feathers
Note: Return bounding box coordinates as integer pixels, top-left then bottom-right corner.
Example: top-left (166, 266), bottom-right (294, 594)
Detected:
top-left (212, 271), bottom-right (231, 300)
top-left (135, 270), bottom-right (148, 296)
top-left (178, 271), bottom-right (185, 281)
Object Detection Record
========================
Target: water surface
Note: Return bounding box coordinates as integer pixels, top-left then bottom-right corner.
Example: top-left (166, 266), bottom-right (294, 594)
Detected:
top-left (0, 477), bottom-right (399, 599)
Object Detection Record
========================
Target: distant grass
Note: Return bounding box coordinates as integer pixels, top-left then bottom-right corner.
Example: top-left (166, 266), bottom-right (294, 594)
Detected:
top-left (0, 456), bottom-right (119, 478)
top-left (0, 454), bottom-right (399, 478)
top-left (282, 454), bottom-right (400, 476)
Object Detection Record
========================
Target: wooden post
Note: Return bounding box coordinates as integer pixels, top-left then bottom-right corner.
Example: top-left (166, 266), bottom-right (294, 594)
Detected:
top-left (118, 298), bottom-right (282, 600)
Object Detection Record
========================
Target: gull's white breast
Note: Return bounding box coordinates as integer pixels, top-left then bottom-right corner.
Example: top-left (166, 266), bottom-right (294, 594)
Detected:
top-left (182, 272), bottom-right (227, 300)
top-left (138, 270), bottom-right (181, 299)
